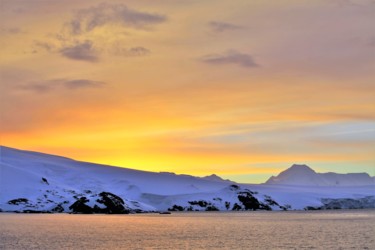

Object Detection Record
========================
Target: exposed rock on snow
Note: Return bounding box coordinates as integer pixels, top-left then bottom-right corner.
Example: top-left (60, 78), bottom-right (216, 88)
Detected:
top-left (69, 197), bottom-right (93, 214)
top-left (0, 146), bottom-right (374, 213)
top-left (305, 196), bottom-right (375, 210)
top-left (166, 187), bottom-right (287, 212)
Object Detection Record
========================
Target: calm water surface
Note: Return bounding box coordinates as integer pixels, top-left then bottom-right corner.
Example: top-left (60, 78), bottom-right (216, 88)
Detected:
top-left (0, 210), bottom-right (374, 249)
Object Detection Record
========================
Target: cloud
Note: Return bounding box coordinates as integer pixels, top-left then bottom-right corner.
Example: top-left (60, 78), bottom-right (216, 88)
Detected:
top-left (62, 79), bottom-right (105, 89)
top-left (113, 46), bottom-right (151, 57)
top-left (59, 40), bottom-right (98, 62)
top-left (31, 3), bottom-right (163, 61)
top-left (201, 50), bottom-right (259, 68)
top-left (209, 21), bottom-right (242, 33)
top-left (0, 27), bottom-right (24, 35)
top-left (19, 83), bottom-right (53, 93)
top-left (68, 3), bottom-right (166, 35)
top-left (19, 79), bottom-right (106, 93)
top-left (33, 41), bottom-right (55, 52)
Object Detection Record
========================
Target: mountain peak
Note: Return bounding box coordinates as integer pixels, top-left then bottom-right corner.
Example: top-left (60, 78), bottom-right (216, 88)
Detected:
top-left (265, 164), bottom-right (374, 186)
top-left (287, 164), bottom-right (316, 173)
top-left (201, 174), bottom-right (232, 183)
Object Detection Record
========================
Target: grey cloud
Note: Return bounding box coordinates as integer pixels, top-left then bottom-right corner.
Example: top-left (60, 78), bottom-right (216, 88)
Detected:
top-left (209, 21), bottom-right (242, 33)
top-left (34, 41), bottom-right (55, 52)
top-left (59, 41), bottom-right (98, 62)
top-left (114, 46), bottom-right (151, 57)
top-left (201, 51), bottom-right (259, 68)
top-left (1, 27), bottom-right (24, 35)
top-left (69, 3), bottom-right (166, 35)
top-left (19, 79), bottom-right (106, 93)
top-left (63, 79), bottom-right (105, 89)
top-left (19, 84), bottom-right (53, 93)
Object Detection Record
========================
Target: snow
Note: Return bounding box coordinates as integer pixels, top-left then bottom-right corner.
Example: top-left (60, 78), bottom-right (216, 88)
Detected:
top-left (0, 146), bottom-right (374, 213)
top-left (265, 164), bottom-right (375, 186)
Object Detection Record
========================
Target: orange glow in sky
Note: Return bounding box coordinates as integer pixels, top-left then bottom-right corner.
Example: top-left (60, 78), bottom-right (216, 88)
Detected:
top-left (1, 0), bottom-right (374, 183)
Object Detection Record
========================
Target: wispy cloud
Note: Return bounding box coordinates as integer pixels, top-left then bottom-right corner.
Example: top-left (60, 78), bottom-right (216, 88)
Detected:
top-left (33, 3), bottom-right (164, 62)
top-left (112, 46), bottom-right (151, 57)
top-left (201, 50), bottom-right (259, 68)
top-left (19, 78), bottom-right (106, 93)
top-left (62, 79), bottom-right (105, 89)
top-left (209, 21), bottom-right (243, 33)
top-left (67, 3), bottom-right (167, 35)
top-left (0, 27), bottom-right (25, 35)
top-left (59, 40), bottom-right (98, 62)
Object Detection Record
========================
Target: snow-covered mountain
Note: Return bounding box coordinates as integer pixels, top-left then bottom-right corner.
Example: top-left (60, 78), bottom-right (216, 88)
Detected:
top-left (0, 146), bottom-right (374, 213)
top-left (265, 164), bottom-right (375, 186)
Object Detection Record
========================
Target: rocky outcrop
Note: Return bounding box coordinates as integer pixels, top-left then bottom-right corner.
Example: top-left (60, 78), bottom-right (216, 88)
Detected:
top-left (166, 185), bottom-right (289, 212)
top-left (305, 196), bottom-right (375, 210)
top-left (237, 191), bottom-right (261, 210)
top-left (69, 197), bottom-right (93, 214)
top-left (68, 191), bottom-right (131, 214)
top-left (41, 177), bottom-right (49, 185)
top-left (95, 192), bottom-right (130, 214)
top-left (7, 198), bottom-right (29, 205)
top-left (51, 204), bottom-right (65, 213)
top-left (168, 205), bottom-right (184, 211)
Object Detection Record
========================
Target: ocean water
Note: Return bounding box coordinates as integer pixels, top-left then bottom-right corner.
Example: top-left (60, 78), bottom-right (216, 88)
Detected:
top-left (0, 210), bottom-right (374, 249)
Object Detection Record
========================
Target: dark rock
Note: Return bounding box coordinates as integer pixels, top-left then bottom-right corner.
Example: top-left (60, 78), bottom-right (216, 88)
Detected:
top-left (96, 192), bottom-right (129, 214)
top-left (264, 195), bottom-right (279, 207)
top-left (259, 204), bottom-right (272, 211)
top-left (41, 177), bottom-right (49, 185)
top-left (322, 196), bottom-right (375, 209)
top-left (69, 197), bottom-right (93, 214)
top-left (230, 184), bottom-right (240, 191)
top-left (22, 210), bottom-right (51, 214)
top-left (188, 200), bottom-right (208, 207)
top-left (280, 204), bottom-right (292, 211)
top-left (237, 191), bottom-right (261, 211)
top-left (304, 206), bottom-right (321, 211)
top-left (305, 196), bottom-right (375, 210)
top-left (225, 201), bottom-right (230, 210)
top-left (52, 204), bottom-right (64, 213)
top-left (168, 205), bottom-right (184, 211)
top-left (205, 205), bottom-right (219, 211)
top-left (232, 203), bottom-right (242, 211)
top-left (8, 198), bottom-right (29, 205)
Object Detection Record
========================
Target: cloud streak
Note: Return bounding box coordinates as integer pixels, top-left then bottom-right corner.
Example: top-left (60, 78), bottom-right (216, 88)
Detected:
top-left (19, 79), bottom-right (106, 93)
top-left (201, 50), bottom-right (259, 68)
top-left (112, 46), bottom-right (151, 57)
top-left (0, 27), bottom-right (24, 35)
top-left (209, 21), bottom-right (243, 33)
top-left (68, 3), bottom-right (167, 35)
top-left (59, 40), bottom-right (98, 62)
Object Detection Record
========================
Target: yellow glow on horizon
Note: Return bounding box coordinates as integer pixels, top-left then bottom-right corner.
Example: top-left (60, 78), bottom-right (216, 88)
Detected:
top-left (1, 0), bottom-right (374, 182)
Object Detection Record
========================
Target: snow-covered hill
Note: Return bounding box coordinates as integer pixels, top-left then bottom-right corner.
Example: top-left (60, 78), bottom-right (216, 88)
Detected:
top-left (265, 164), bottom-right (375, 186)
top-left (0, 146), bottom-right (374, 213)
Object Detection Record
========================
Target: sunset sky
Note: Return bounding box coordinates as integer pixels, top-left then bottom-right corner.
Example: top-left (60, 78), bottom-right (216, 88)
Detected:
top-left (1, 0), bottom-right (374, 183)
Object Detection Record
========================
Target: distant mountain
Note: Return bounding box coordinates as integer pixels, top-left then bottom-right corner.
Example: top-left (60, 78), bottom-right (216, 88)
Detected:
top-left (265, 164), bottom-right (375, 186)
top-left (0, 146), bottom-right (374, 213)
top-left (201, 174), bottom-right (234, 183)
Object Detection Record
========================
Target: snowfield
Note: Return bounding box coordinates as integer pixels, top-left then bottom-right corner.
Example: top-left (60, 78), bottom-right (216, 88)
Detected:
top-left (0, 146), bottom-right (374, 213)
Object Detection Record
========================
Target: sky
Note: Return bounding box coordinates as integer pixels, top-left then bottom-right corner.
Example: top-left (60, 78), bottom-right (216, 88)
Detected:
top-left (1, 0), bottom-right (374, 183)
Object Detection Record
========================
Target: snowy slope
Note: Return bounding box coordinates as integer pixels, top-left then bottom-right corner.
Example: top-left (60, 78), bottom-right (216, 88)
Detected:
top-left (265, 164), bottom-right (375, 186)
top-left (0, 146), bottom-right (374, 213)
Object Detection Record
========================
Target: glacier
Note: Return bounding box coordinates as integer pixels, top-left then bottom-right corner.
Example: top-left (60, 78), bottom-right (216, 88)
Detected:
top-left (0, 146), bottom-right (374, 213)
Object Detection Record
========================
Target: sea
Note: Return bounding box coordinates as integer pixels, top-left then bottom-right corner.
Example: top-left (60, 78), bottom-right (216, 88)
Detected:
top-left (0, 210), bottom-right (374, 249)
